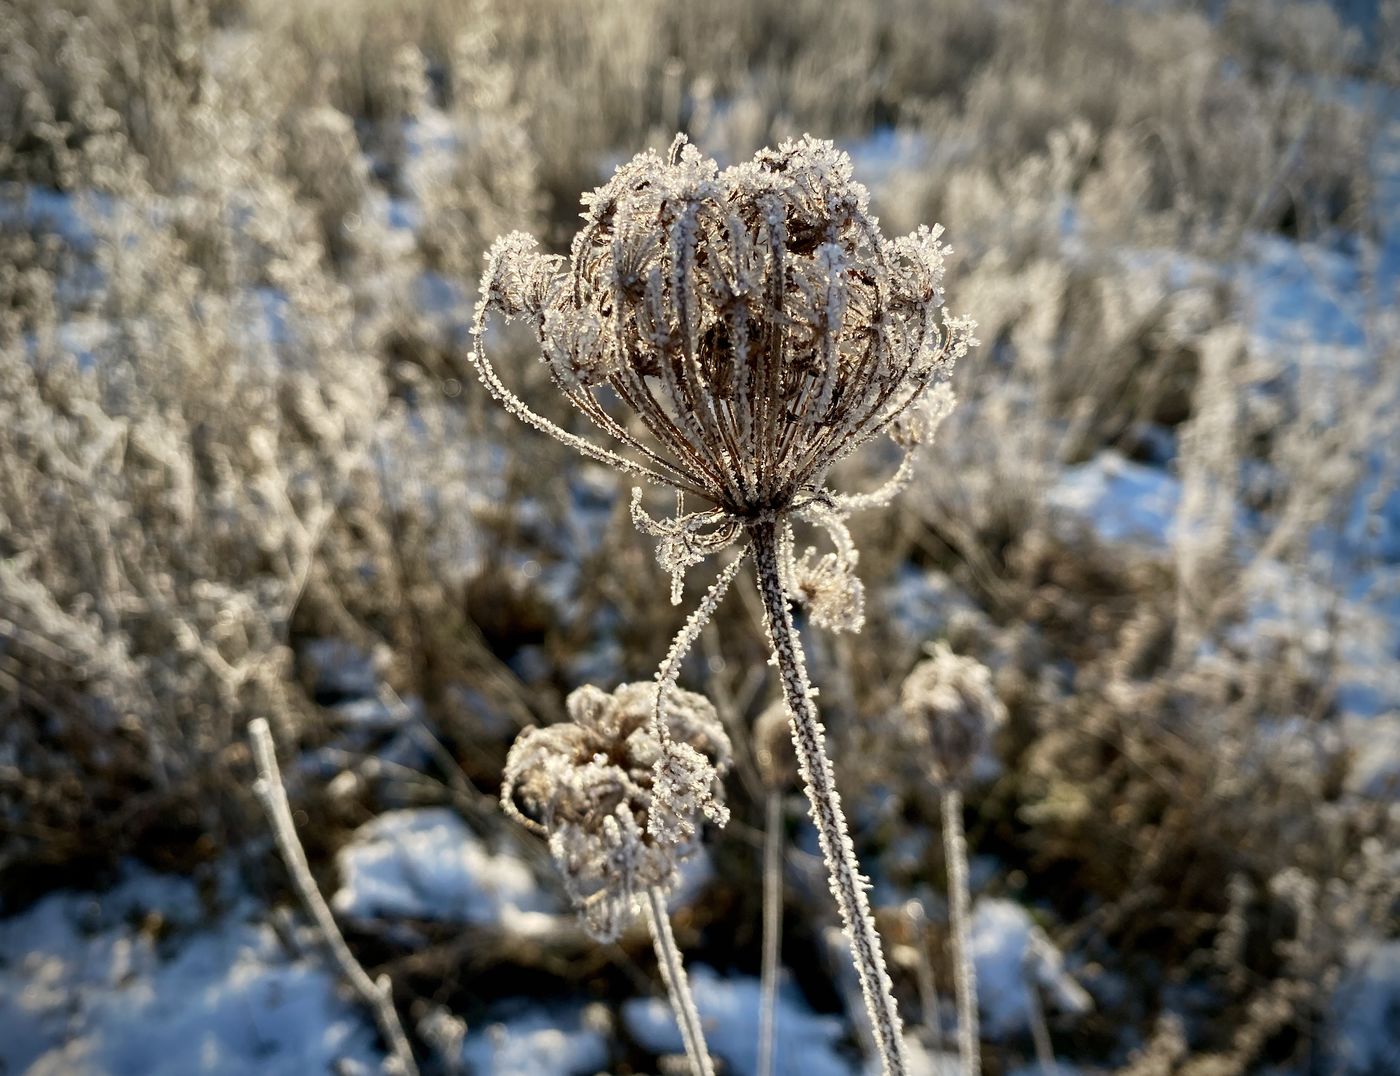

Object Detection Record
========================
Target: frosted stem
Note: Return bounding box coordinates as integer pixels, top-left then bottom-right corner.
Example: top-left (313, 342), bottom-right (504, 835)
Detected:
top-left (248, 718), bottom-right (420, 1076)
top-left (750, 523), bottom-right (908, 1076)
top-left (645, 886), bottom-right (716, 1076)
top-left (758, 789), bottom-right (785, 1076)
top-left (942, 788), bottom-right (979, 1076)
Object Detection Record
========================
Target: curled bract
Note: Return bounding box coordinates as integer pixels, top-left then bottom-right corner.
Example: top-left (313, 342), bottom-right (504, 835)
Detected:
top-left (502, 681), bottom-right (731, 941)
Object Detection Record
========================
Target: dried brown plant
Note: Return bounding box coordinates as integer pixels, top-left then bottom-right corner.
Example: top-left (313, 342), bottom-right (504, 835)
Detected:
top-left (475, 133), bottom-right (972, 1075)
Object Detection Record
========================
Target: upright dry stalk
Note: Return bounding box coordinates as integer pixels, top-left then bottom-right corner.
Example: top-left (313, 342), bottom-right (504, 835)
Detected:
top-left (752, 522), bottom-right (907, 1072)
top-left (758, 788), bottom-right (784, 1076)
top-left (904, 900), bottom-right (943, 1053)
top-left (1024, 954), bottom-right (1059, 1076)
top-left (899, 646), bottom-right (1007, 1076)
top-left (941, 789), bottom-right (978, 1076)
top-left (473, 135), bottom-right (974, 1076)
top-left (248, 718), bottom-right (420, 1076)
top-left (646, 887), bottom-right (716, 1076)
top-left (754, 698), bottom-right (797, 1076)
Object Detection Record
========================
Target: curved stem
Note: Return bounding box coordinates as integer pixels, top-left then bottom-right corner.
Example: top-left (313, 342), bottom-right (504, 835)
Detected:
top-left (758, 789), bottom-right (784, 1076)
top-left (249, 719), bottom-right (419, 1076)
top-left (645, 886), bottom-right (716, 1076)
top-left (942, 788), bottom-right (980, 1076)
top-left (749, 522), bottom-right (908, 1075)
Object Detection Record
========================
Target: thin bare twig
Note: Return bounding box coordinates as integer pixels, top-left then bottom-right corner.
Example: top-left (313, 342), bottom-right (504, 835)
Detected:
top-left (248, 717), bottom-right (421, 1076)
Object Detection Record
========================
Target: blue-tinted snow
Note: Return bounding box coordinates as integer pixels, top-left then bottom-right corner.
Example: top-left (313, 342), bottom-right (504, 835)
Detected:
top-left (0, 869), bottom-right (381, 1076)
top-left (623, 965), bottom-right (857, 1076)
top-left (970, 899), bottom-right (1092, 1042)
top-left (331, 807), bottom-right (558, 932)
top-left (460, 1005), bottom-right (610, 1076)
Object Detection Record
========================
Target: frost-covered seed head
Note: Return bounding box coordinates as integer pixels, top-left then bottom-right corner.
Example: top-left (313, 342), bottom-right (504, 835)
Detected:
top-left (501, 681), bottom-right (731, 941)
top-left (898, 643), bottom-right (1007, 788)
top-left (472, 134), bottom-right (972, 595)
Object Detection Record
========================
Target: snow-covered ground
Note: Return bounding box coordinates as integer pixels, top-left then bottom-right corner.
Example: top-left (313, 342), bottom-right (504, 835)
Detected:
top-left (0, 869), bottom-right (381, 1076)
top-left (331, 807), bottom-right (557, 933)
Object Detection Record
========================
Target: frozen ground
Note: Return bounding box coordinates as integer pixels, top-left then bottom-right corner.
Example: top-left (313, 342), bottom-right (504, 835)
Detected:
top-left (3, 859), bottom-right (1394, 1074)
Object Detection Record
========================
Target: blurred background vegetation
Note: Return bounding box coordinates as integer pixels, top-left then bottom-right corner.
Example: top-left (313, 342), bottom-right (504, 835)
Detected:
top-left (1, 0), bottom-right (1398, 1072)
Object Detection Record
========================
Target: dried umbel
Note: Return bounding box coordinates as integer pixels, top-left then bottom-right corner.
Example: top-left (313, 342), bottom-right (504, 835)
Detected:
top-left (477, 134), bottom-right (973, 1076)
top-left (899, 643), bottom-right (1007, 789)
top-left (501, 681), bottom-right (731, 942)
top-left (472, 134), bottom-right (970, 604)
top-left (754, 698), bottom-right (799, 791)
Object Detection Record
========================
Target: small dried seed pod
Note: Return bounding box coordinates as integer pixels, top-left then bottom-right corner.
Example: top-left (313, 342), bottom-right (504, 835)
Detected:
top-left (898, 643), bottom-right (1007, 788)
top-left (502, 682), bottom-right (731, 941)
top-left (789, 547), bottom-right (866, 634)
top-left (753, 699), bottom-right (799, 791)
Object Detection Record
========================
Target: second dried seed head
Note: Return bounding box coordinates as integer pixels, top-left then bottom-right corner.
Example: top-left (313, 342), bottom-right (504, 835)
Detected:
top-left (502, 681), bottom-right (731, 941)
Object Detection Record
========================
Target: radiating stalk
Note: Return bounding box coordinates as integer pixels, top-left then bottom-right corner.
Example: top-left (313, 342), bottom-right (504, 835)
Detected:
top-left (750, 522), bottom-right (908, 1075)
top-left (645, 886), bottom-right (715, 1076)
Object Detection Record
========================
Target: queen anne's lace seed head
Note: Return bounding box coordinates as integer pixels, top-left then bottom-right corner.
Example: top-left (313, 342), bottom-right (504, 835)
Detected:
top-left (472, 134), bottom-right (973, 596)
top-left (501, 681), bottom-right (731, 941)
top-left (898, 643), bottom-right (1007, 789)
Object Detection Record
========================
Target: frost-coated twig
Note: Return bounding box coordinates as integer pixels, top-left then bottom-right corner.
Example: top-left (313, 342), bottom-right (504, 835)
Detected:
top-left (652, 551), bottom-right (748, 759)
top-left (248, 718), bottom-right (420, 1076)
top-left (645, 886), bottom-right (716, 1076)
top-left (751, 523), bottom-right (908, 1076)
top-left (942, 789), bottom-right (978, 1076)
top-left (758, 788), bottom-right (785, 1076)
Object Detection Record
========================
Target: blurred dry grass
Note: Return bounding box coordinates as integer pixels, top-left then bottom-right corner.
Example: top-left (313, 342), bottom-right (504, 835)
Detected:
top-left (1, 0), bottom-right (1398, 1071)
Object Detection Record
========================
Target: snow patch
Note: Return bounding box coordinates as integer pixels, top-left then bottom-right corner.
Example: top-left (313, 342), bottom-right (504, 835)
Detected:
top-left (0, 869), bottom-right (381, 1076)
top-left (623, 966), bottom-right (855, 1076)
top-left (1332, 940), bottom-right (1400, 1075)
top-left (460, 1006), bottom-right (610, 1076)
top-left (1046, 451), bottom-right (1181, 550)
top-left (970, 899), bottom-right (1091, 1041)
top-left (331, 807), bottom-right (557, 932)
